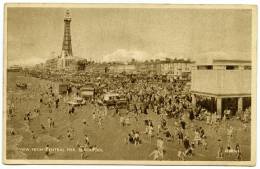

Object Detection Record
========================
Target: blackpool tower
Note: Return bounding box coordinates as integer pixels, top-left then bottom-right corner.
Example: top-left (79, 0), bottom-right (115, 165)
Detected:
top-left (61, 9), bottom-right (73, 58)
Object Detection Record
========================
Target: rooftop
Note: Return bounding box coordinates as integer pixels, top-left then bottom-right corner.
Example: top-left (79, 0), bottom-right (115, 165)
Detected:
top-left (195, 51), bottom-right (251, 65)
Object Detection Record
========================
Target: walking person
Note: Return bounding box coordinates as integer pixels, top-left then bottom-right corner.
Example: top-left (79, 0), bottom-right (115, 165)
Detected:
top-left (45, 144), bottom-right (50, 157)
top-left (156, 137), bottom-right (164, 160)
top-left (134, 131), bottom-right (140, 146)
top-left (194, 129), bottom-right (201, 146)
top-left (67, 127), bottom-right (74, 140)
top-left (149, 148), bottom-right (162, 160)
top-left (80, 147), bottom-right (88, 160)
top-left (98, 115), bottom-right (103, 129)
top-left (183, 136), bottom-right (192, 157)
top-left (51, 118), bottom-right (55, 128)
top-left (217, 139), bottom-right (224, 159)
top-left (47, 117), bottom-right (52, 128)
top-left (206, 111), bottom-right (211, 125)
top-left (84, 134), bottom-right (90, 146)
top-left (227, 125), bottom-right (234, 147)
top-left (147, 125), bottom-right (154, 142)
top-left (177, 128), bottom-right (184, 144)
top-left (92, 112), bottom-right (96, 121)
top-left (235, 143), bottom-right (242, 161)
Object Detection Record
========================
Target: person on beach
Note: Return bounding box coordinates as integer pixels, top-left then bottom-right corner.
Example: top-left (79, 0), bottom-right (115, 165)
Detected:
top-left (149, 148), bottom-right (162, 160)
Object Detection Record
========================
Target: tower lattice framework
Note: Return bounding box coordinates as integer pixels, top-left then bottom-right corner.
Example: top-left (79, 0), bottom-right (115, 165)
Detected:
top-left (62, 10), bottom-right (73, 57)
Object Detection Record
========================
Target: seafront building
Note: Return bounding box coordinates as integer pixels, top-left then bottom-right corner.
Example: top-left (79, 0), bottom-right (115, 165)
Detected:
top-left (108, 58), bottom-right (194, 80)
top-left (7, 65), bottom-right (23, 72)
top-left (191, 58), bottom-right (251, 116)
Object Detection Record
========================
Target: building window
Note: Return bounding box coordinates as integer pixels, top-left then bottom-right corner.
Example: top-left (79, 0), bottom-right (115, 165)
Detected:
top-left (244, 66), bottom-right (251, 70)
top-left (197, 65), bottom-right (213, 70)
top-left (226, 65), bottom-right (239, 70)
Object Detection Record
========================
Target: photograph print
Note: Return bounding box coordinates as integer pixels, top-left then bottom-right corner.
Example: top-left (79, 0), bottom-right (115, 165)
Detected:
top-left (3, 4), bottom-right (257, 165)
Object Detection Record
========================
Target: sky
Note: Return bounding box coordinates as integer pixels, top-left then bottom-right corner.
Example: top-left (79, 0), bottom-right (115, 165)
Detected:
top-left (7, 7), bottom-right (252, 66)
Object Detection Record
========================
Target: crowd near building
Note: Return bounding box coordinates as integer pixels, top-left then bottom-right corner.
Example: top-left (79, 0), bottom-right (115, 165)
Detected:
top-left (31, 9), bottom-right (252, 117)
top-left (19, 9), bottom-right (252, 119)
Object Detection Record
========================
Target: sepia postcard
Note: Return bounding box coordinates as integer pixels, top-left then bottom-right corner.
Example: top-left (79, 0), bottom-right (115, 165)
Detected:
top-left (3, 4), bottom-right (257, 165)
